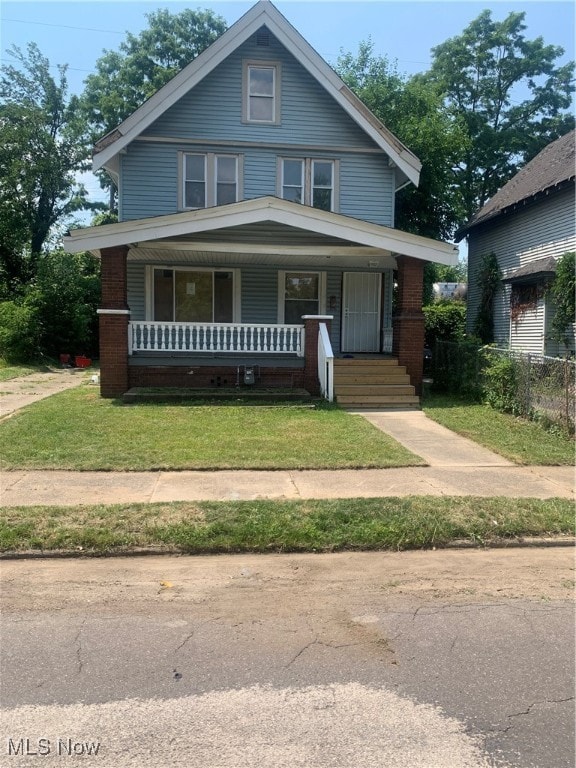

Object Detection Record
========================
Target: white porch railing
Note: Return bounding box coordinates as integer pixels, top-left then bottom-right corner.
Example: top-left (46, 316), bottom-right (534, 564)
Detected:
top-left (128, 322), bottom-right (305, 356)
top-left (318, 322), bottom-right (334, 402)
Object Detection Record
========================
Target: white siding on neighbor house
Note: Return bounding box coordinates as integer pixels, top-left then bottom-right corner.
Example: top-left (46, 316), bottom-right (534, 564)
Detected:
top-left (510, 298), bottom-right (545, 355)
top-left (466, 187), bottom-right (575, 348)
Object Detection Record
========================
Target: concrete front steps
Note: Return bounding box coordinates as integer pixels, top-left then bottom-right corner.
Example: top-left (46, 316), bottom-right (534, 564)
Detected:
top-left (334, 357), bottom-right (420, 408)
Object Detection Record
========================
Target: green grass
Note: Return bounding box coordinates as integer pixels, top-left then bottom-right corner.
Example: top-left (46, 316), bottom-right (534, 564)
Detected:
top-left (423, 393), bottom-right (575, 465)
top-left (0, 359), bottom-right (49, 382)
top-left (0, 497), bottom-right (572, 554)
top-left (0, 386), bottom-right (422, 470)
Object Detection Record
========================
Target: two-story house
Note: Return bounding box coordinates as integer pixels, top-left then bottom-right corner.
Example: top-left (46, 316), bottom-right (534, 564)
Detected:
top-left (458, 130), bottom-right (575, 357)
top-left (64, 0), bottom-right (458, 404)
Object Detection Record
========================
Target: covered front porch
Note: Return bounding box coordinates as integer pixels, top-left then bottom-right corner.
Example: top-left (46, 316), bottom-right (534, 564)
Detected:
top-left (63, 197), bottom-right (458, 402)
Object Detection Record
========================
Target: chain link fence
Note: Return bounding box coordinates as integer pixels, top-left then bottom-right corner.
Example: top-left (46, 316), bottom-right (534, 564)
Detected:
top-left (434, 341), bottom-right (575, 435)
top-left (485, 348), bottom-right (575, 435)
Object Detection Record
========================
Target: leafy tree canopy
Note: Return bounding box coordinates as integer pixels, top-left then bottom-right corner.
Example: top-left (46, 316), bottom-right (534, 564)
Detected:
top-left (337, 41), bottom-right (469, 241)
top-left (80, 8), bottom-right (227, 210)
top-left (426, 10), bottom-right (575, 223)
top-left (0, 43), bottom-right (92, 289)
top-left (81, 8), bottom-right (227, 140)
top-left (550, 252), bottom-right (576, 347)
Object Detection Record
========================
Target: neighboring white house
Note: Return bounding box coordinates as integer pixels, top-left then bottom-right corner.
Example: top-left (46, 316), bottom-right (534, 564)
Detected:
top-left (432, 282), bottom-right (467, 302)
top-left (457, 130), bottom-right (575, 357)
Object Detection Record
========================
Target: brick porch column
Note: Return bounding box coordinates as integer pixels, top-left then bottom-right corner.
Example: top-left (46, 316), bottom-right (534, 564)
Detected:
top-left (302, 315), bottom-right (333, 396)
top-left (97, 245), bottom-right (130, 398)
top-left (392, 256), bottom-right (425, 395)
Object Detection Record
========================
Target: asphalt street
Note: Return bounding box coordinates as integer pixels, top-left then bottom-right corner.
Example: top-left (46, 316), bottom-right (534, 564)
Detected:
top-left (1, 549), bottom-right (574, 768)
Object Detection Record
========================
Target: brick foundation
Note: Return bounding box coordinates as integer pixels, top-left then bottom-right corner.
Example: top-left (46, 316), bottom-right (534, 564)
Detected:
top-left (129, 365), bottom-right (305, 390)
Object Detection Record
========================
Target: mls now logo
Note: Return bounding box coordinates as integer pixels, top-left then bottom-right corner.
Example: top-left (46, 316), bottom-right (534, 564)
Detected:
top-left (6, 738), bottom-right (101, 756)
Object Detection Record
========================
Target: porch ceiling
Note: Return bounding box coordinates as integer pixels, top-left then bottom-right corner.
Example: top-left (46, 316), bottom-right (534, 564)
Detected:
top-left (128, 218), bottom-right (397, 268)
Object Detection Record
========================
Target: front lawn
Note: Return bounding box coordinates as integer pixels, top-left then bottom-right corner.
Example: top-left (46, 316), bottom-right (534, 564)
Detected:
top-left (0, 386), bottom-right (422, 471)
top-left (0, 496), bottom-right (572, 554)
top-left (423, 393), bottom-right (574, 465)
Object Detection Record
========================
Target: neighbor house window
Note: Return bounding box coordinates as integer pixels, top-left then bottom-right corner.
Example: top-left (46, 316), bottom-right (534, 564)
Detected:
top-left (278, 271), bottom-right (326, 324)
top-left (153, 268), bottom-right (237, 323)
top-left (180, 153), bottom-right (241, 210)
top-left (278, 158), bottom-right (337, 211)
top-left (243, 61), bottom-right (281, 124)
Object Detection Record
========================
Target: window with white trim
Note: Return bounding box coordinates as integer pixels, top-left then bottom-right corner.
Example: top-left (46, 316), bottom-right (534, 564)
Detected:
top-left (243, 61), bottom-right (281, 124)
top-left (152, 268), bottom-right (237, 323)
top-left (279, 158), bottom-right (337, 211)
top-left (181, 153), bottom-right (240, 210)
top-left (278, 271), bottom-right (326, 324)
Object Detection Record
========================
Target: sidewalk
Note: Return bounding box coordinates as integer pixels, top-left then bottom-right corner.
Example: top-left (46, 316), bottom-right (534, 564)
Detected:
top-left (0, 377), bottom-right (573, 506)
top-left (2, 464), bottom-right (573, 506)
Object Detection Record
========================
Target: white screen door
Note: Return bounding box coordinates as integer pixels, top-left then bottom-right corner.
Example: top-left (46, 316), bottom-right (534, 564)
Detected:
top-left (341, 272), bottom-right (381, 352)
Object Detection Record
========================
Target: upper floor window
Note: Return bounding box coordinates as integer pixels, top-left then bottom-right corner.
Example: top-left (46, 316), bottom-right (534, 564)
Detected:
top-left (243, 61), bottom-right (281, 124)
top-left (180, 153), bottom-right (241, 210)
top-left (279, 158), bottom-right (337, 212)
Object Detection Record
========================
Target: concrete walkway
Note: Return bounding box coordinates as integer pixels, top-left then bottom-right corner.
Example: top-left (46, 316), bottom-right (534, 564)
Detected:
top-left (0, 368), bottom-right (88, 419)
top-left (0, 375), bottom-right (573, 505)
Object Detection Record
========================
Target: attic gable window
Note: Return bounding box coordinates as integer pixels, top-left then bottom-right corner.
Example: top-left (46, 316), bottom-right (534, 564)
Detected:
top-left (243, 60), bottom-right (281, 125)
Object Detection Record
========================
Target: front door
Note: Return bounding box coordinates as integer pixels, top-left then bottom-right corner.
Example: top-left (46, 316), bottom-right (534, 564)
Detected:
top-left (341, 272), bottom-right (381, 352)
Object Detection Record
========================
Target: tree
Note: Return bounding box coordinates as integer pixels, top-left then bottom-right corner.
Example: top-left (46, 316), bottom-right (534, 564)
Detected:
top-left (474, 252), bottom-right (502, 344)
top-left (32, 249), bottom-right (101, 358)
top-left (337, 41), bottom-right (469, 241)
top-left (0, 43), bottom-right (92, 290)
top-left (80, 8), bottom-right (227, 209)
top-left (427, 10), bottom-right (575, 224)
top-left (550, 252), bottom-right (576, 348)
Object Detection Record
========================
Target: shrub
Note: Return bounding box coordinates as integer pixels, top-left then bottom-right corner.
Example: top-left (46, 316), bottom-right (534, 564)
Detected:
top-left (549, 252), bottom-right (575, 347)
top-left (482, 351), bottom-right (527, 416)
top-left (32, 250), bottom-right (100, 358)
top-left (423, 302), bottom-right (466, 347)
top-left (0, 299), bottom-right (40, 362)
top-left (432, 339), bottom-right (484, 399)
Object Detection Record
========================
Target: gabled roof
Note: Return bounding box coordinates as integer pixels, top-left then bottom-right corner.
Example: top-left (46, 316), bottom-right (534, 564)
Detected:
top-left (93, 0), bottom-right (421, 187)
top-left (456, 130), bottom-right (576, 241)
top-left (63, 196), bottom-right (458, 266)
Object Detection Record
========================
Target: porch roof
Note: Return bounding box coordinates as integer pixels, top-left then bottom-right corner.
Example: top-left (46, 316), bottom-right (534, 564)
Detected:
top-left (63, 196), bottom-right (459, 267)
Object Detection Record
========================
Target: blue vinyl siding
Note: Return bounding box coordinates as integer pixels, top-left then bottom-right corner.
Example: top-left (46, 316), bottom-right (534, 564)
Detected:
top-left (241, 266), bottom-right (279, 323)
top-left (120, 29), bottom-right (395, 226)
top-left (127, 262), bottom-right (146, 320)
top-left (122, 143), bottom-right (394, 225)
top-left (127, 262), bottom-right (393, 354)
top-left (142, 33), bottom-right (378, 150)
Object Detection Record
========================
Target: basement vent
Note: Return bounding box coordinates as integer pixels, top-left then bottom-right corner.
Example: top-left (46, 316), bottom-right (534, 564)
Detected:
top-left (256, 28), bottom-right (270, 46)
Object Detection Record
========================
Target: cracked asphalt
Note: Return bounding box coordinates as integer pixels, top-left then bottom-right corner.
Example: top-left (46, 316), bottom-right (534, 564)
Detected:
top-left (1, 548), bottom-right (574, 767)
